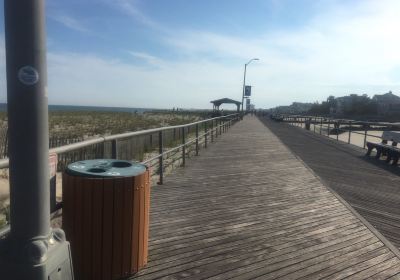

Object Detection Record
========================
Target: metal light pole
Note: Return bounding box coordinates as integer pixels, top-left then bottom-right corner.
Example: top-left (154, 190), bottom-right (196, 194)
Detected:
top-left (0, 0), bottom-right (73, 279)
top-left (241, 58), bottom-right (259, 113)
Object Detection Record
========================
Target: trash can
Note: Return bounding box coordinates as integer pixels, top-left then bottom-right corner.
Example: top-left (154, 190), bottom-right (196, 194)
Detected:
top-left (62, 159), bottom-right (150, 280)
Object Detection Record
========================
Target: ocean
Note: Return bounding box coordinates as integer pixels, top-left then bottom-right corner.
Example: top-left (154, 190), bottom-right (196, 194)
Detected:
top-left (0, 103), bottom-right (158, 113)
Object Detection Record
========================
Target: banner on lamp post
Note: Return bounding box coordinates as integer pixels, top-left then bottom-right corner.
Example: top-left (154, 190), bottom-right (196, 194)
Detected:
top-left (245, 85), bottom-right (251, 97)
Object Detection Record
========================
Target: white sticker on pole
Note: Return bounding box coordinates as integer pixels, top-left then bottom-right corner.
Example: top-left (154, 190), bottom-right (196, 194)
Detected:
top-left (18, 66), bottom-right (39, 85)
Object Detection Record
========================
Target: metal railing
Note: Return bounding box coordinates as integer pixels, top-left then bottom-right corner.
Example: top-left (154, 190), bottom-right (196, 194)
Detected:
top-left (275, 114), bottom-right (399, 149)
top-left (0, 113), bottom-right (242, 237)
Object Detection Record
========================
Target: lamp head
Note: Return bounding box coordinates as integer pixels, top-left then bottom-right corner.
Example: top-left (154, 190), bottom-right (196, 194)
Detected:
top-left (246, 58), bottom-right (260, 65)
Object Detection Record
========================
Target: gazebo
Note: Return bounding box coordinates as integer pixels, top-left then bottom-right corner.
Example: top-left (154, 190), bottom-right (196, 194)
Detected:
top-left (210, 98), bottom-right (242, 112)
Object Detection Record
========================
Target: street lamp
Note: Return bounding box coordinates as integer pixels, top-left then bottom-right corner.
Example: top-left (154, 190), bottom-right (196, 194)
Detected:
top-left (241, 58), bottom-right (259, 113)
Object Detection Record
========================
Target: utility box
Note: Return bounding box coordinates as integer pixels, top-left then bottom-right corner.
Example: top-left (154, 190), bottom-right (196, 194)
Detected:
top-left (62, 159), bottom-right (150, 279)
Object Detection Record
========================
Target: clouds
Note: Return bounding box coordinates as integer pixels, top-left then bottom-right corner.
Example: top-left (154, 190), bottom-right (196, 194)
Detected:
top-left (112, 0), bottom-right (161, 30)
top-left (46, 51), bottom-right (242, 108)
top-left (2, 0), bottom-right (400, 109)
top-left (164, 0), bottom-right (400, 105)
top-left (128, 51), bottom-right (165, 67)
top-left (49, 14), bottom-right (89, 33)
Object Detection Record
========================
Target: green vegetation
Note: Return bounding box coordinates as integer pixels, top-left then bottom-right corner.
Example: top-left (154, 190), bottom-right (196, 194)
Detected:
top-left (48, 110), bottom-right (204, 139)
top-left (0, 110), bottom-right (208, 158)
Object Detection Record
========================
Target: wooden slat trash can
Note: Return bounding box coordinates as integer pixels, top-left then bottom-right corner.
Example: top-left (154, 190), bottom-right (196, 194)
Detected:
top-left (62, 159), bottom-right (150, 280)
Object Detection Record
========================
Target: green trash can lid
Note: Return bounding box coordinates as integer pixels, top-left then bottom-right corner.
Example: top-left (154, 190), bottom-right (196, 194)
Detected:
top-left (66, 159), bottom-right (146, 178)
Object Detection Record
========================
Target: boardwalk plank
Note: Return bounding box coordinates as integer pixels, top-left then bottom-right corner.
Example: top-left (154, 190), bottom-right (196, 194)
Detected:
top-left (263, 117), bottom-right (400, 249)
top-left (131, 117), bottom-right (400, 280)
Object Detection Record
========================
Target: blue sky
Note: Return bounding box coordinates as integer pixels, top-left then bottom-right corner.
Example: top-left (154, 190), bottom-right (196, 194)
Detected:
top-left (1, 0), bottom-right (400, 109)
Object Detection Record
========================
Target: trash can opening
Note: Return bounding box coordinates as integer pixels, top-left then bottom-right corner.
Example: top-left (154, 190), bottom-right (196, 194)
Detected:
top-left (112, 161), bottom-right (132, 168)
top-left (87, 168), bottom-right (107, 173)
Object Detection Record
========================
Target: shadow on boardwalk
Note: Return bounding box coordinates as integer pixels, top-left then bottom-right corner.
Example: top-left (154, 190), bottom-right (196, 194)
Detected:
top-left (261, 117), bottom-right (400, 249)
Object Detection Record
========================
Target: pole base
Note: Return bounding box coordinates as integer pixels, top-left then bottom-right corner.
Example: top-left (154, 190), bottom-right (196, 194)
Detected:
top-left (0, 228), bottom-right (74, 280)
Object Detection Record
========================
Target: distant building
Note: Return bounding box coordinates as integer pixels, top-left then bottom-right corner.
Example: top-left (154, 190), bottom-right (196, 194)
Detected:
top-left (373, 91), bottom-right (400, 116)
top-left (331, 94), bottom-right (373, 115)
top-left (290, 102), bottom-right (313, 113)
top-left (331, 94), bottom-right (356, 115)
top-left (272, 102), bottom-right (313, 114)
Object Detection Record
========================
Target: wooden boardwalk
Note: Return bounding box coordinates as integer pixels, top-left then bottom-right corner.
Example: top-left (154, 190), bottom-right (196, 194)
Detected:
top-left (133, 117), bottom-right (400, 279)
top-left (262, 117), bottom-right (400, 249)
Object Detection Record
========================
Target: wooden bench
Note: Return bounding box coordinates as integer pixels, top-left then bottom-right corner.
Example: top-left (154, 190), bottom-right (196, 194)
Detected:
top-left (366, 131), bottom-right (400, 165)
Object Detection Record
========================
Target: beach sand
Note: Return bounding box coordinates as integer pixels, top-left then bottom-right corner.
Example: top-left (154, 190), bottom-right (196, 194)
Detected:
top-left (308, 124), bottom-right (383, 148)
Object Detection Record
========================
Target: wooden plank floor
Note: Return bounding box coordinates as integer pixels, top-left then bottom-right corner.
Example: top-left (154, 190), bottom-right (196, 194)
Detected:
top-left (262, 117), bottom-right (400, 250)
top-left (133, 116), bottom-right (400, 279)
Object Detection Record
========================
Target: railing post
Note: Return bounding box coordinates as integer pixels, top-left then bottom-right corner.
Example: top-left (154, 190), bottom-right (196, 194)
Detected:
top-left (158, 131), bottom-right (163, 184)
top-left (313, 117), bottom-right (316, 133)
top-left (363, 129), bottom-right (367, 149)
top-left (149, 133), bottom-right (153, 148)
top-left (111, 139), bottom-right (117, 159)
top-left (348, 121), bottom-right (352, 144)
top-left (181, 127), bottom-right (186, 166)
top-left (213, 120), bottom-right (216, 139)
top-left (195, 123), bottom-right (199, 156)
top-left (319, 118), bottom-right (322, 135)
top-left (336, 123), bottom-right (339, 141)
top-left (205, 122), bottom-right (208, 148)
top-left (220, 119), bottom-right (222, 135)
top-left (327, 120), bottom-right (331, 137)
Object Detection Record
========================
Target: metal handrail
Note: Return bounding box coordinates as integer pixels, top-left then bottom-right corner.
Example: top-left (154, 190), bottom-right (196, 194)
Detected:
top-left (279, 114), bottom-right (396, 149)
top-left (0, 112), bottom-right (241, 237)
top-left (0, 113), bottom-right (239, 169)
top-left (279, 114), bottom-right (400, 127)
